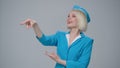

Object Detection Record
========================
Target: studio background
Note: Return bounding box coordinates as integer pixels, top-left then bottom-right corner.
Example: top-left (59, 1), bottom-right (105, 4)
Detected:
top-left (0, 0), bottom-right (120, 68)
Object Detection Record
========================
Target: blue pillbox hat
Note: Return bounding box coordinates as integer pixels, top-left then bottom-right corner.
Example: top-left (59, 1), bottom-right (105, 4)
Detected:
top-left (73, 5), bottom-right (91, 23)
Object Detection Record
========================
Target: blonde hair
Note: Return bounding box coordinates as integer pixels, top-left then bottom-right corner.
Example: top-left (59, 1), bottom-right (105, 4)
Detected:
top-left (73, 10), bottom-right (88, 32)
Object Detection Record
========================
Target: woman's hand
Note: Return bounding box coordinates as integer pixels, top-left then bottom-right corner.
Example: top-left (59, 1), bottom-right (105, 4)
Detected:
top-left (20, 18), bottom-right (42, 37)
top-left (45, 51), bottom-right (66, 66)
top-left (45, 51), bottom-right (60, 62)
top-left (20, 18), bottom-right (36, 29)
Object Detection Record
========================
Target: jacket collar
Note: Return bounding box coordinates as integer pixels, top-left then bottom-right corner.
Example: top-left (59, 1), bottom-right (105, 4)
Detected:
top-left (66, 31), bottom-right (85, 38)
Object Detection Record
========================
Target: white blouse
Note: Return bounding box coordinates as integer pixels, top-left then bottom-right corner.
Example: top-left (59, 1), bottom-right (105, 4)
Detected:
top-left (66, 34), bottom-right (81, 47)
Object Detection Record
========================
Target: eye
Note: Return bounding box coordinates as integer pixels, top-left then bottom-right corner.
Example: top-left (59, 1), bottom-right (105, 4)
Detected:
top-left (72, 15), bottom-right (76, 17)
top-left (68, 15), bottom-right (70, 17)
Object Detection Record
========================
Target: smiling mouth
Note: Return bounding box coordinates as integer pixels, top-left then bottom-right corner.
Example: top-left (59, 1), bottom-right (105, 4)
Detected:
top-left (67, 21), bottom-right (72, 24)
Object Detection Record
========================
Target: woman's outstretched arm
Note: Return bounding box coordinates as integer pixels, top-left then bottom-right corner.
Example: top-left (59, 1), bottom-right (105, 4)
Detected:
top-left (33, 23), bottom-right (42, 37)
top-left (20, 19), bottom-right (42, 38)
top-left (20, 18), bottom-right (58, 46)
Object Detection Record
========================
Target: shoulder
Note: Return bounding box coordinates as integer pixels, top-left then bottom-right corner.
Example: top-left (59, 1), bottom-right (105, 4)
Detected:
top-left (54, 31), bottom-right (67, 40)
top-left (55, 30), bottom-right (67, 35)
top-left (81, 33), bottom-right (94, 45)
top-left (81, 32), bottom-right (93, 41)
top-left (80, 34), bottom-right (94, 49)
top-left (85, 35), bottom-right (94, 42)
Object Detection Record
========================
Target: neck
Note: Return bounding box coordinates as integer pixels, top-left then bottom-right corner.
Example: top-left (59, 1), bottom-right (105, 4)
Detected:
top-left (69, 28), bottom-right (80, 37)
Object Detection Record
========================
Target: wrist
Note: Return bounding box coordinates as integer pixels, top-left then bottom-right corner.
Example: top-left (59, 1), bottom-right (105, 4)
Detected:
top-left (57, 59), bottom-right (66, 66)
top-left (57, 59), bottom-right (61, 63)
top-left (33, 22), bottom-right (37, 28)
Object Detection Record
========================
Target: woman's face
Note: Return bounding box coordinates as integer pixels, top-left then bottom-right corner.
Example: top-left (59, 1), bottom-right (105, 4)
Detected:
top-left (67, 10), bottom-right (79, 29)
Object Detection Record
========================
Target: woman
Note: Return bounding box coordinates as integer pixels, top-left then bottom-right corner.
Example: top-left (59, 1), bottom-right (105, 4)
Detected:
top-left (21, 5), bottom-right (94, 68)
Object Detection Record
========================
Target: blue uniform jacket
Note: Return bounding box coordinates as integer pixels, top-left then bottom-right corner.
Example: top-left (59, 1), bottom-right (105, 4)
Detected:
top-left (36, 31), bottom-right (94, 68)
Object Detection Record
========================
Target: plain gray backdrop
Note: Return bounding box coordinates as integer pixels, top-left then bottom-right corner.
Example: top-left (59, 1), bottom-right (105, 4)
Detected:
top-left (0, 0), bottom-right (120, 68)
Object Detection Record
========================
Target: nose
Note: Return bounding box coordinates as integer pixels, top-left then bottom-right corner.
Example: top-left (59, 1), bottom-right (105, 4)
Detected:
top-left (67, 18), bottom-right (71, 22)
top-left (68, 16), bottom-right (72, 20)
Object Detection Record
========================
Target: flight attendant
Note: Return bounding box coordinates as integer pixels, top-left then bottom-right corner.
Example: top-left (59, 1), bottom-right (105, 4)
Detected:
top-left (21, 5), bottom-right (94, 68)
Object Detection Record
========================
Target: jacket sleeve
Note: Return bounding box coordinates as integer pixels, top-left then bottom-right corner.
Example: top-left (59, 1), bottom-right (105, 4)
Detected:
top-left (36, 31), bottom-right (59, 46)
top-left (66, 39), bottom-right (94, 68)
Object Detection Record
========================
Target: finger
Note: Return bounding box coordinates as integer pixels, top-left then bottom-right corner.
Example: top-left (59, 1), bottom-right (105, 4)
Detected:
top-left (26, 25), bottom-right (29, 29)
top-left (47, 53), bottom-right (54, 58)
top-left (45, 51), bottom-right (52, 57)
top-left (45, 51), bottom-right (56, 58)
top-left (20, 19), bottom-right (30, 25)
top-left (48, 55), bottom-right (55, 59)
top-left (49, 53), bottom-right (57, 59)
